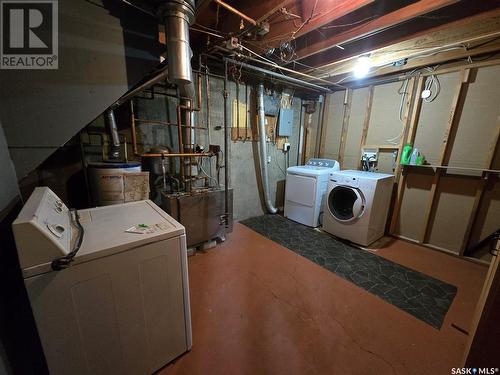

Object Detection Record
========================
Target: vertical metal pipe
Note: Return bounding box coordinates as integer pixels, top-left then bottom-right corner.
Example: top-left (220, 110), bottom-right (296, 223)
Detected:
top-left (130, 100), bottom-right (139, 156)
top-left (223, 60), bottom-right (230, 226)
top-left (297, 99), bottom-right (304, 165)
top-left (105, 109), bottom-right (120, 159)
top-left (257, 83), bottom-right (278, 214)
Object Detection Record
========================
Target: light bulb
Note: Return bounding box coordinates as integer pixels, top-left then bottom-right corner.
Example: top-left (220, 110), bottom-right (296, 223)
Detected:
top-left (353, 56), bottom-right (371, 79)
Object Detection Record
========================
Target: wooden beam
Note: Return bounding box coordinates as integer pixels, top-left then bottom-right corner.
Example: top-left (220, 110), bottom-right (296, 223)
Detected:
top-left (389, 76), bottom-right (424, 235)
top-left (338, 89), bottom-right (352, 168)
top-left (358, 85), bottom-right (374, 168)
top-left (295, 0), bottom-right (459, 61)
top-left (421, 69), bottom-right (471, 244)
top-left (319, 95), bottom-right (331, 157)
top-left (259, 0), bottom-right (374, 49)
top-left (307, 8), bottom-right (500, 79)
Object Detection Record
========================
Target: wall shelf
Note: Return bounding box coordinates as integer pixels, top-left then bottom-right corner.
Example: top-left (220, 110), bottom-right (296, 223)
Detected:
top-left (402, 164), bottom-right (500, 174)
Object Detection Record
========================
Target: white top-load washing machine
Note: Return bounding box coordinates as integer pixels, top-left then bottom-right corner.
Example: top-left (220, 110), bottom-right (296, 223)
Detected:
top-left (323, 170), bottom-right (394, 246)
top-left (284, 158), bottom-right (340, 227)
top-left (12, 187), bottom-right (192, 375)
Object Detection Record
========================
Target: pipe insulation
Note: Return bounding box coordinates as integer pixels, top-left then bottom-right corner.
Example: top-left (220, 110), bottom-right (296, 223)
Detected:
top-left (257, 83), bottom-right (278, 214)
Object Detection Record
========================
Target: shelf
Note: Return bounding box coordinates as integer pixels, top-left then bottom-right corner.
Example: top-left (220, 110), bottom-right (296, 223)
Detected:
top-left (402, 164), bottom-right (500, 174)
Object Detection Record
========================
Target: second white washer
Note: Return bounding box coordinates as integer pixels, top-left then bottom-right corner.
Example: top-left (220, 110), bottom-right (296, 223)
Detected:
top-left (323, 170), bottom-right (393, 246)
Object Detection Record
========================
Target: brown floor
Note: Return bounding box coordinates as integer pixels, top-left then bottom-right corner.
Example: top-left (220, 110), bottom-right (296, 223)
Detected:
top-left (160, 223), bottom-right (487, 375)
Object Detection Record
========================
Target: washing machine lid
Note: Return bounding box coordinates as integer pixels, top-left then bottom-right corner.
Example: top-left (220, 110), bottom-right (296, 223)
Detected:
top-left (76, 200), bottom-right (184, 258)
top-left (327, 185), bottom-right (365, 222)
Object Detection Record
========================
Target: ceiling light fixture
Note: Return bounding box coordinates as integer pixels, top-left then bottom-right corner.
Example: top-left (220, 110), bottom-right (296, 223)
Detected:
top-left (353, 56), bottom-right (371, 79)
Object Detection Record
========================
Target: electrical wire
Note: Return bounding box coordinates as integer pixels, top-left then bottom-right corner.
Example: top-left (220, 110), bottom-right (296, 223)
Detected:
top-left (422, 66), bottom-right (441, 102)
top-left (51, 209), bottom-right (84, 271)
top-left (198, 157), bottom-right (219, 187)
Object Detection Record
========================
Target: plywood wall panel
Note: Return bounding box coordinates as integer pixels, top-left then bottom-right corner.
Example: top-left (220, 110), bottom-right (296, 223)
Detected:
top-left (322, 91), bottom-right (345, 161)
top-left (449, 65), bottom-right (500, 169)
top-left (396, 171), bottom-right (434, 240)
top-left (427, 176), bottom-right (480, 254)
top-left (413, 72), bottom-right (460, 165)
top-left (343, 87), bottom-right (370, 169)
top-left (366, 81), bottom-right (406, 146)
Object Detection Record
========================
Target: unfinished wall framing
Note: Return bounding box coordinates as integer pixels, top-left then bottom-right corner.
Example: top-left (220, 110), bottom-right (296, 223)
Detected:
top-left (319, 59), bottom-right (500, 263)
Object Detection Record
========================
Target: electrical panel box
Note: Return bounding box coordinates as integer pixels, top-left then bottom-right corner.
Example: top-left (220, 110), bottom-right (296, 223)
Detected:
top-left (277, 108), bottom-right (293, 137)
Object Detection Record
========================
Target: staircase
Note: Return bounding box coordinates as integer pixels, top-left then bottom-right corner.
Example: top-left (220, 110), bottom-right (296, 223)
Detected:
top-left (0, 1), bottom-right (161, 179)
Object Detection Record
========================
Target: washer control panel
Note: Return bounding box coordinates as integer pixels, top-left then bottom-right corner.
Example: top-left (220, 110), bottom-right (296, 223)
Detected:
top-left (306, 158), bottom-right (339, 169)
top-left (12, 187), bottom-right (71, 269)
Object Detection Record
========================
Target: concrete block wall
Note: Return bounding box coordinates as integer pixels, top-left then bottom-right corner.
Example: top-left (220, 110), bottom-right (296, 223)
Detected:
top-left (132, 75), bottom-right (304, 221)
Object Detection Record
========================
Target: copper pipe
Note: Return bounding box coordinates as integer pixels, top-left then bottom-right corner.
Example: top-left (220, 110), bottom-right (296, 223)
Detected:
top-left (214, 0), bottom-right (257, 26)
top-left (140, 152), bottom-right (214, 158)
top-left (134, 118), bottom-right (207, 129)
top-left (130, 100), bottom-right (139, 156)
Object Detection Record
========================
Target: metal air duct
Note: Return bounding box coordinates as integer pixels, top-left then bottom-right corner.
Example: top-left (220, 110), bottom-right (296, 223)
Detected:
top-left (257, 83), bottom-right (277, 214)
top-left (104, 109), bottom-right (120, 159)
top-left (160, 0), bottom-right (196, 171)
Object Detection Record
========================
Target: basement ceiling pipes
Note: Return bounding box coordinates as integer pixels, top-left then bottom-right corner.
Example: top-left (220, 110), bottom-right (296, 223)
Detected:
top-left (257, 83), bottom-right (278, 214)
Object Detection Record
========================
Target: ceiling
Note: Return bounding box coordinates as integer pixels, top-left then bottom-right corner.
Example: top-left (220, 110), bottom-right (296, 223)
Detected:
top-left (131, 0), bottom-right (500, 88)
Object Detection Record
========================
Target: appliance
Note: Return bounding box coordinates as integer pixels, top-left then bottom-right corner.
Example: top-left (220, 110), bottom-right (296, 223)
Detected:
top-left (323, 170), bottom-right (394, 246)
top-left (161, 188), bottom-right (234, 248)
top-left (284, 158), bottom-right (340, 227)
top-left (12, 187), bottom-right (192, 375)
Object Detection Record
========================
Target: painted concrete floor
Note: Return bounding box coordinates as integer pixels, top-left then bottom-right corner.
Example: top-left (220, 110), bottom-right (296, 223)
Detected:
top-left (159, 223), bottom-right (487, 375)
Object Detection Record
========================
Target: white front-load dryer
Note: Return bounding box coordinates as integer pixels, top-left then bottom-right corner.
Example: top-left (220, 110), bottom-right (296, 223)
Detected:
top-left (323, 170), bottom-right (393, 246)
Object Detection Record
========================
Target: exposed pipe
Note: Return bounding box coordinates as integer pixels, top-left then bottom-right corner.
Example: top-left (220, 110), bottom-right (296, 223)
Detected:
top-left (257, 83), bottom-right (277, 214)
top-left (214, 0), bottom-right (257, 26)
top-left (223, 60), bottom-right (230, 226)
top-left (297, 99), bottom-right (304, 165)
top-left (112, 69), bottom-right (168, 109)
top-left (140, 152), bottom-right (214, 158)
top-left (104, 109), bottom-right (120, 159)
top-left (224, 58), bottom-right (331, 93)
top-left (234, 51), bottom-right (345, 88)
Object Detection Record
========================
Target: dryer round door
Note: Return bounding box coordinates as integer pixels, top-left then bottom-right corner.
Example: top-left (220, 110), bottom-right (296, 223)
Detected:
top-left (327, 185), bottom-right (365, 222)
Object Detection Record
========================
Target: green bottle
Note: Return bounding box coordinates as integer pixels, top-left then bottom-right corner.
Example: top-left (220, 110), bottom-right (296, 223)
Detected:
top-left (401, 143), bottom-right (413, 165)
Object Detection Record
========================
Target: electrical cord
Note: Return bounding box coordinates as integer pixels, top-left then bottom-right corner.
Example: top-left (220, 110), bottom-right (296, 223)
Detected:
top-left (51, 209), bottom-right (84, 271)
top-left (199, 156), bottom-right (219, 188)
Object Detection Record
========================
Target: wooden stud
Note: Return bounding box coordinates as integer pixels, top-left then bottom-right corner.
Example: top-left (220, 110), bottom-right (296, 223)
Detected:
top-left (420, 68), bottom-right (471, 244)
top-left (459, 112), bottom-right (500, 255)
top-left (394, 77), bottom-right (417, 180)
top-left (389, 76), bottom-right (425, 235)
top-left (319, 94), bottom-right (331, 158)
top-left (338, 89), bottom-right (352, 169)
top-left (358, 85), bottom-right (374, 169)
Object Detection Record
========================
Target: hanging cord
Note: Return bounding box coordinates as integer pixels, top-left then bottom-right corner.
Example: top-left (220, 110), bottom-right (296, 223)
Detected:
top-left (423, 66), bottom-right (441, 102)
top-left (51, 209), bottom-right (84, 271)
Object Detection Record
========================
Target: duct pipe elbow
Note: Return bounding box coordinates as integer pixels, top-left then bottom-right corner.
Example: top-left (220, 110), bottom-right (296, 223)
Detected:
top-left (257, 83), bottom-right (278, 214)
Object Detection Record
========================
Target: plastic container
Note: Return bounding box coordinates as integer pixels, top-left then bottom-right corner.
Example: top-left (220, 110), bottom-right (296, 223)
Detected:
top-left (401, 144), bottom-right (413, 165)
top-left (409, 148), bottom-right (419, 165)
